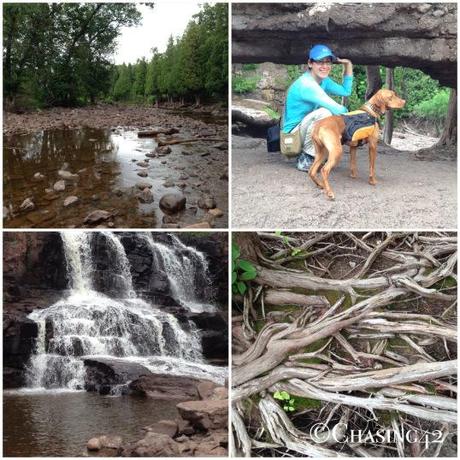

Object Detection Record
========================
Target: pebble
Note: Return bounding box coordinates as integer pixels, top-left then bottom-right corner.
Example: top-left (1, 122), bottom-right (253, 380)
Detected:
top-left (53, 180), bottom-right (66, 192)
top-left (136, 161), bottom-right (149, 168)
top-left (33, 172), bottom-right (45, 181)
top-left (20, 198), bottom-right (35, 211)
top-left (137, 188), bottom-right (154, 204)
top-left (137, 171), bottom-right (148, 178)
top-left (136, 181), bottom-right (152, 190)
top-left (63, 196), bottom-right (79, 207)
top-left (208, 208), bottom-right (224, 218)
top-left (198, 195), bottom-right (216, 209)
top-left (58, 170), bottom-right (78, 180)
top-left (84, 210), bottom-right (111, 225)
top-left (163, 179), bottom-right (175, 188)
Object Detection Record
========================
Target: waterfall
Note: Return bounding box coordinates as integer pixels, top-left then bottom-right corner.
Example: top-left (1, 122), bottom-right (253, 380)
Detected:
top-left (25, 232), bottom-right (223, 391)
top-left (61, 232), bottom-right (94, 293)
top-left (141, 233), bottom-right (216, 313)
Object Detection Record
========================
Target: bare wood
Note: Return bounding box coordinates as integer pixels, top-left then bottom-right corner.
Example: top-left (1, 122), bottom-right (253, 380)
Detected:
top-left (274, 379), bottom-right (457, 424)
top-left (264, 289), bottom-right (329, 308)
top-left (157, 137), bottom-right (226, 146)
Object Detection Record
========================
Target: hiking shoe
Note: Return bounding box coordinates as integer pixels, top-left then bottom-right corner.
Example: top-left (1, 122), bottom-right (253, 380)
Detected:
top-left (296, 152), bottom-right (315, 172)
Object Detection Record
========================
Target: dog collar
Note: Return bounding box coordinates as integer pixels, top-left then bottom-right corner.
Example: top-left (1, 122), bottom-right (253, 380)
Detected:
top-left (362, 102), bottom-right (383, 118)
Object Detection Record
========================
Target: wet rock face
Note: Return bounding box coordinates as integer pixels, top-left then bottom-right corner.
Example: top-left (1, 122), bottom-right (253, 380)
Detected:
top-left (84, 358), bottom-right (152, 395)
top-left (3, 317), bottom-right (38, 388)
top-left (3, 232), bottom-right (67, 300)
top-left (232, 3), bottom-right (456, 87)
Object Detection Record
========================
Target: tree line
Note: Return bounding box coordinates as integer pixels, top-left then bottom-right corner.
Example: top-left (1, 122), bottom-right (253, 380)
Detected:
top-left (3, 3), bottom-right (227, 110)
top-left (110, 4), bottom-right (228, 105)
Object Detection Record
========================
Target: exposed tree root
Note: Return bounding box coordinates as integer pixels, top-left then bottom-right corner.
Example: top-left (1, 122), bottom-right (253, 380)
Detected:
top-left (232, 232), bottom-right (457, 457)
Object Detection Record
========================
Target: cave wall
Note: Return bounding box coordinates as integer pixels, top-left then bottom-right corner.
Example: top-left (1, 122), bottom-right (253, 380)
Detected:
top-left (232, 3), bottom-right (457, 88)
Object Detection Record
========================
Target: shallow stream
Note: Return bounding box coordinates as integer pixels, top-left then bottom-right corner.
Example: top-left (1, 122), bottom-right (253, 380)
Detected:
top-left (4, 123), bottom-right (227, 228)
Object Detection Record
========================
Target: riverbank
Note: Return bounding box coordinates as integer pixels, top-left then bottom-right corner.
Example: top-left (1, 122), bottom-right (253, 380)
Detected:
top-left (3, 103), bottom-right (227, 135)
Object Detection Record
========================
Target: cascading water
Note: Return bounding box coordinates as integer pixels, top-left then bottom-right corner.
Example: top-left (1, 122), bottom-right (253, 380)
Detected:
top-left (26, 232), bottom-right (225, 391)
top-left (141, 233), bottom-right (217, 313)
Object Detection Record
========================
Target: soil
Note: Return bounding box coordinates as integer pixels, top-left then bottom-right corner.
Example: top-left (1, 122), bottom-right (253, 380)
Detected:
top-left (3, 105), bottom-right (228, 229)
top-left (231, 132), bottom-right (456, 229)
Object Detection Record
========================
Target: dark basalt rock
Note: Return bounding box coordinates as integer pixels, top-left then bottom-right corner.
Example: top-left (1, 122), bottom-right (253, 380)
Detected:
top-left (3, 315), bottom-right (38, 388)
top-left (200, 330), bottom-right (228, 362)
top-left (84, 357), bottom-right (152, 394)
top-left (232, 3), bottom-right (456, 88)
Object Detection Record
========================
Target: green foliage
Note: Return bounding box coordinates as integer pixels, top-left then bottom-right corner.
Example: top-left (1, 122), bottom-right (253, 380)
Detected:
top-left (273, 391), bottom-right (296, 412)
top-left (232, 75), bottom-right (259, 94)
top-left (3, 3), bottom-right (142, 108)
top-left (242, 63), bottom-right (258, 71)
top-left (232, 243), bottom-right (257, 296)
top-left (413, 89), bottom-right (449, 121)
top-left (263, 106), bottom-right (280, 119)
top-left (4, 3), bottom-right (228, 109)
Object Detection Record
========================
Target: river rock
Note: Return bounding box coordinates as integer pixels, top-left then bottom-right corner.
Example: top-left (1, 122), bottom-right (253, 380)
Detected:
top-left (155, 145), bottom-right (172, 155)
top-left (137, 188), bottom-right (154, 204)
top-left (163, 179), bottom-right (175, 188)
top-left (198, 196), bottom-right (216, 209)
top-left (53, 180), bottom-right (66, 192)
top-left (58, 170), bottom-right (78, 180)
top-left (159, 193), bottom-right (186, 214)
top-left (19, 198), bottom-right (35, 212)
top-left (136, 161), bottom-right (149, 168)
top-left (145, 152), bottom-right (157, 158)
top-left (87, 437), bottom-right (102, 451)
top-left (144, 420), bottom-right (178, 438)
top-left (179, 173), bottom-right (189, 180)
top-left (208, 208), bottom-right (224, 218)
top-left (33, 172), bottom-right (45, 181)
top-left (136, 181), bottom-right (152, 190)
top-left (176, 399), bottom-right (228, 431)
top-left (84, 210), bottom-right (111, 225)
top-left (63, 196), bottom-right (79, 207)
top-left (137, 170), bottom-right (148, 178)
top-left (127, 432), bottom-right (180, 457)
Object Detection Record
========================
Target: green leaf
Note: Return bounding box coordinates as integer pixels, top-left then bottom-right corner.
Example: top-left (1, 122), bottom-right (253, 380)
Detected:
top-left (237, 281), bottom-right (247, 295)
top-left (232, 271), bottom-right (237, 284)
top-left (288, 406), bottom-right (295, 412)
top-left (232, 244), bottom-right (240, 261)
top-left (232, 285), bottom-right (238, 295)
top-left (273, 391), bottom-right (282, 400)
top-left (239, 270), bottom-right (257, 281)
top-left (283, 406), bottom-right (289, 411)
top-left (275, 230), bottom-right (282, 236)
top-left (238, 259), bottom-right (256, 273)
top-left (280, 391), bottom-right (290, 400)
top-left (291, 248), bottom-right (302, 256)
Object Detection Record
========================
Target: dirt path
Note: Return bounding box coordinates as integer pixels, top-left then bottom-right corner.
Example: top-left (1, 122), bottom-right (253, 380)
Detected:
top-left (231, 135), bottom-right (456, 229)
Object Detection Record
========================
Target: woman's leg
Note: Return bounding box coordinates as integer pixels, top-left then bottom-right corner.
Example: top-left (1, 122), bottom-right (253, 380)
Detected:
top-left (295, 108), bottom-right (332, 171)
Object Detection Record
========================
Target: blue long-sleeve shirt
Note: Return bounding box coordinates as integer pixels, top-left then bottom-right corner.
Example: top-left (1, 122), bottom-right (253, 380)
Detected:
top-left (283, 73), bottom-right (353, 133)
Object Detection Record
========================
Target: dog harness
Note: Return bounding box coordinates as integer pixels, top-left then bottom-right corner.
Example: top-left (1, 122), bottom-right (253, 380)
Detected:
top-left (340, 110), bottom-right (377, 144)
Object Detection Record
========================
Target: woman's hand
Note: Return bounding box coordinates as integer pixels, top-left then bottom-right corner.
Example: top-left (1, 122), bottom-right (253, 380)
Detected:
top-left (336, 58), bottom-right (353, 76)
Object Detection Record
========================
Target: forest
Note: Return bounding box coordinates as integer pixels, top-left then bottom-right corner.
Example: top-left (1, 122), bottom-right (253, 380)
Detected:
top-left (3, 2), bottom-right (228, 110)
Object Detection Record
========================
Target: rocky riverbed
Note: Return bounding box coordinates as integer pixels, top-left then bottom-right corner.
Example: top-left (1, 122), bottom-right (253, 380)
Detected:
top-left (3, 104), bottom-right (228, 228)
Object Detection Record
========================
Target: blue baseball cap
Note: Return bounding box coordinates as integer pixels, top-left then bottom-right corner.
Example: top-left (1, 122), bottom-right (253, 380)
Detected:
top-left (309, 44), bottom-right (336, 61)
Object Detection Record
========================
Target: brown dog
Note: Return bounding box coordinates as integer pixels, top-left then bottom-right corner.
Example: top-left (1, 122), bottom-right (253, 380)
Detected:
top-left (309, 89), bottom-right (406, 200)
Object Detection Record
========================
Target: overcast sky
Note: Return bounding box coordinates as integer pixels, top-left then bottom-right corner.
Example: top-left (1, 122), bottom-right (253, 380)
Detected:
top-left (114, 2), bottom-right (203, 64)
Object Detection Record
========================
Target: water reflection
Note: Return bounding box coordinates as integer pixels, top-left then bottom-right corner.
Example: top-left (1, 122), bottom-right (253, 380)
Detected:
top-left (3, 126), bottom-right (227, 228)
top-left (3, 391), bottom-right (178, 457)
